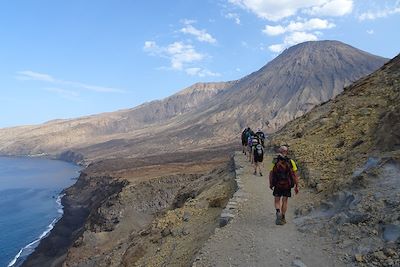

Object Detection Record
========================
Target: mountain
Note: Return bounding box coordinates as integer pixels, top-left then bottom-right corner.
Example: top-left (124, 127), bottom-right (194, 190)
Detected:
top-left (0, 41), bottom-right (388, 162)
top-left (0, 81), bottom-right (235, 159)
top-left (270, 53), bottom-right (400, 265)
top-left (179, 40), bottom-right (388, 131)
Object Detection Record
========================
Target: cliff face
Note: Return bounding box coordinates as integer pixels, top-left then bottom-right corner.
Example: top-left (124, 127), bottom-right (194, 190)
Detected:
top-left (22, 174), bottom-right (127, 267)
top-left (270, 54), bottom-right (400, 265)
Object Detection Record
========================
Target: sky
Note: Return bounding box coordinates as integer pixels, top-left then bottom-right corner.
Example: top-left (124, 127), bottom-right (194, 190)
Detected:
top-left (0, 0), bottom-right (399, 128)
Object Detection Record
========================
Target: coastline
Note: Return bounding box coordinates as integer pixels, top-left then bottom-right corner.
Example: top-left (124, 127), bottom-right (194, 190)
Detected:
top-left (0, 155), bottom-right (83, 267)
top-left (8, 194), bottom-right (65, 267)
top-left (21, 170), bottom-right (126, 267)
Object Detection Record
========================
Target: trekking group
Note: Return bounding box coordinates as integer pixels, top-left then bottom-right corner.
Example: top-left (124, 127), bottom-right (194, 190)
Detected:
top-left (241, 127), bottom-right (299, 225)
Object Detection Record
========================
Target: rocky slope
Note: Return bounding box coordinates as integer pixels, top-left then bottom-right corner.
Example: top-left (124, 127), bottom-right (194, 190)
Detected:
top-left (0, 41), bottom-right (387, 163)
top-left (23, 150), bottom-right (236, 267)
top-left (270, 54), bottom-right (400, 266)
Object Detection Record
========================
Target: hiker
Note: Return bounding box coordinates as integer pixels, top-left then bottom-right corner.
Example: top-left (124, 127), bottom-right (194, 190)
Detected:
top-left (269, 145), bottom-right (299, 225)
top-left (241, 127), bottom-right (251, 155)
top-left (253, 142), bottom-right (264, 176)
top-left (250, 135), bottom-right (261, 163)
top-left (248, 133), bottom-right (260, 163)
top-left (255, 128), bottom-right (266, 147)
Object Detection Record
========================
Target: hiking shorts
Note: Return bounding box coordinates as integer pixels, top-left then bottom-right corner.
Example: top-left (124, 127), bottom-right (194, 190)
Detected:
top-left (254, 154), bottom-right (263, 163)
top-left (273, 187), bottom-right (291, 197)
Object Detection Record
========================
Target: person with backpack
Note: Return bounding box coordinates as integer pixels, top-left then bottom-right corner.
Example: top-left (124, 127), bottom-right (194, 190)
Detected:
top-left (255, 128), bottom-right (266, 147)
top-left (269, 145), bottom-right (299, 225)
top-left (251, 135), bottom-right (261, 163)
top-left (248, 134), bottom-right (260, 163)
top-left (241, 127), bottom-right (251, 155)
top-left (253, 142), bottom-right (264, 176)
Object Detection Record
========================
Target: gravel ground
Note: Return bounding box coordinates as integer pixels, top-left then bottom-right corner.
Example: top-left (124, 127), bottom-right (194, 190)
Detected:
top-left (193, 152), bottom-right (347, 267)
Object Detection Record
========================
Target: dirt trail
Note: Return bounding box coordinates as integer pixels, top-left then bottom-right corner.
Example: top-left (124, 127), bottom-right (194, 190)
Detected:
top-left (194, 152), bottom-right (347, 267)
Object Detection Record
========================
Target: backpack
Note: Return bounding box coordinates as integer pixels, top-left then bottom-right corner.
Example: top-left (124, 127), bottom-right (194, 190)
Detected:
top-left (256, 131), bottom-right (265, 146)
top-left (245, 131), bottom-right (252, 142)
top-left (241, 129), bottom-right (248, 142)
top-left (256, 131), bottom-right (265, 140)
top-left (271, 156), bottom-right (295, 190)
top-left (251, 136), bottom-right (260, 147)
top-left (254, 144), bottom-right (264, 161)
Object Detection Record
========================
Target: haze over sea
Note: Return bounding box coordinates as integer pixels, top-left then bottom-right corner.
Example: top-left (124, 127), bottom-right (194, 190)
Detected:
top-left (0, 157), bottom-right (80, 267)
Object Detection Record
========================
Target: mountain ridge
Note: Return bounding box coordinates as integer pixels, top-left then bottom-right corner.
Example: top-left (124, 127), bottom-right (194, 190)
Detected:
top-left (0, 40), bottom-right (388, 162)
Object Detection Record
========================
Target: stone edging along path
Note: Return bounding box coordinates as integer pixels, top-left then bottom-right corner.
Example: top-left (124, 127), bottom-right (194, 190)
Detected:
top-left (193, 151), bottom-right (346, 267)
top-left (218, 154), bottom-right (248, 228)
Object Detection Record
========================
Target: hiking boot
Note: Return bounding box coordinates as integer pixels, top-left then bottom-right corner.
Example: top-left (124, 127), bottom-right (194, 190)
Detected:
top-left (275, 212), bottom-right (282, 225)
top-left (259, 172), bottom-right (263, 176)
top-left (281, 217), bottom-right (287, 224)
top-left (253, 171), bottom-right (257, 175)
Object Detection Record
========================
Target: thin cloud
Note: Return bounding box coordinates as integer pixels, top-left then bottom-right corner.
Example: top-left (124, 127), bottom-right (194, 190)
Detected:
top-left (144, 41), bottom-right (205, 70)
top-left (306, 0), bottom-right (353, 17)
top-left (144, 41), bottom-right (219, 77)
top-left (228, 0), bottom-right (353, 21)
top-left (185, 67), bottom-right (221, 77)
top-left (225, 13), bottom-right (241, 24)
top-left (16, 71), bottom-right (125, 93)
top-left (358, 5), bottom-right (400, 21)
top-left (180, 24), bottom-right (217, 44)
top-left (367, 29), bottom-right (374, 34)
top-left (268, 31), bottom-right (318, 53)
top-left (17, 70), bottom-right (55, 82)
top-left (263, 18), bottom-right (335, 36)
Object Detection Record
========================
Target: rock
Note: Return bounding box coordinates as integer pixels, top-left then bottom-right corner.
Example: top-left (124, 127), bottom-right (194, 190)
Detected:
top-left (140, 228), bottom-right (151, 236)
top-left (383, 248), bottom-right (396, 257)
top-left (351, 140), bottom-right (364, 148)
top-left (182, 227), bottom-right (190, 236)
top-left (220, 213), bottom-right (234, 227)
top-left (292, 259), bottom-right (308, 267)
top-left (161, 228), bottom-right (171, 237)
top-left (171, 228), bottom-right (181, 237)
top-left (183, 211), bottom-right (191, 222)
top-left (335, 156), bottom-right (344, 161)
top-left (73, 236), bottom-right (83, 247)
top-left (355, 254), bottom-right (363, 262)
top-left (373, 250), bottom-right (387, 261)
top-left (359, 108), bottom-right (372, 116)
top-left (335, 140), bottom-right (345, 148)
top-left (316, 183), bottom-right (324, 193)
top-left (319, 118), bottom-right (330, 126)
top-left (295, 131), bottom-right (303, 138)
top-left (348, 212), bottom-right (370, 224)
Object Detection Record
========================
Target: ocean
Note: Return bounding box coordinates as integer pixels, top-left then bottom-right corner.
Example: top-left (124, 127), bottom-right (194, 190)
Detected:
top-left (0, 157), bottom-right (81, 267)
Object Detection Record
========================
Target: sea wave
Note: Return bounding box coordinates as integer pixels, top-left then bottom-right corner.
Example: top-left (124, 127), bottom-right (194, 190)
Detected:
top-left (7, 194), bottom-right (65, 267)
